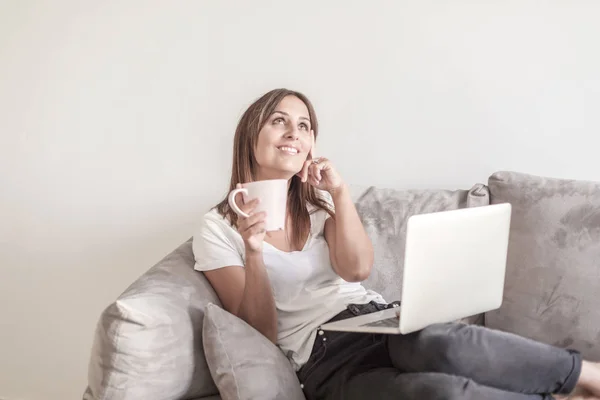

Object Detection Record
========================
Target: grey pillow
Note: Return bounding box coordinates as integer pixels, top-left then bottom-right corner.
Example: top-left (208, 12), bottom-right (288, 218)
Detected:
top-left (356, 183), bottom-right (490, 303)
top-left (486, 171), bottom-right (600, 359)
top-left (202, 303), bottom-right (305, 400)
top-left (86, 240), bottom-right (219, 400)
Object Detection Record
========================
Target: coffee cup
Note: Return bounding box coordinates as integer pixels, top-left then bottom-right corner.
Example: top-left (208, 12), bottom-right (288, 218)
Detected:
top-left (227, 179), bottom-right (287, 231)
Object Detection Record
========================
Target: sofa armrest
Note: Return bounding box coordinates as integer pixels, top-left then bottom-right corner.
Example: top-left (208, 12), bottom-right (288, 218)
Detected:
top-left (485, 171), bottom-right (600, 359)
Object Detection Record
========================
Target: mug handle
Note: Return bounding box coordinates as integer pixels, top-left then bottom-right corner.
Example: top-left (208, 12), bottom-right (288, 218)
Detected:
top-left (228, 188), bottom-right (250, 218)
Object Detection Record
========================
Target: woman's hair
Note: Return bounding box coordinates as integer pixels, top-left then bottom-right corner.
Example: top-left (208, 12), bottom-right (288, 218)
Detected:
top-left (215, 88), bottom-right (334, 249)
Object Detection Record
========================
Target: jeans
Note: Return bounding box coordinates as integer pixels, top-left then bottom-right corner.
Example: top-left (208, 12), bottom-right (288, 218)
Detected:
top-left (297, 301), bottom-right (582, 400)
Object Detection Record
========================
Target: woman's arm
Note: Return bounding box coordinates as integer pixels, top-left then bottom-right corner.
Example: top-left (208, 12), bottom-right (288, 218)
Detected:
top-left (239, 251), bottom-right (277, 342)
top-left (202, 192), bottom-right (277, 343)
top-left (324, 183), bottom-right (374, 282)
top-left (204, 251), bottom-right (277, 343)
top-left (296, 135), bottom-right (374, 282)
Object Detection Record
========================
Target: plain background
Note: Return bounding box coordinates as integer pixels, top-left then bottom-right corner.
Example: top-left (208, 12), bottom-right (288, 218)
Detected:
top-left (1, 1), bottom-right (599, 399)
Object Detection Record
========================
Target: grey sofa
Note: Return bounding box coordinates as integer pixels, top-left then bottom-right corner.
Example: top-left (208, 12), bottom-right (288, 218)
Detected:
top-left (84, 171), bottom-right (600, 400)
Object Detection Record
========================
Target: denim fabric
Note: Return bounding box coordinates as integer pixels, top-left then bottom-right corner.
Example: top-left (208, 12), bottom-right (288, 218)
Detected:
top-left (297, 302), bottom-right (582, 400)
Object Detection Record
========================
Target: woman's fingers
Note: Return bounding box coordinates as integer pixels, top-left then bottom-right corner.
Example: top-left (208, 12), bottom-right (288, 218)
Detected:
top-left (308, 131), bottom-right (319, 182)
top-left (246, 222), bottom-right (266, 237)
top-left (232, 183), bottom-right (267, 251)
top-left (300, 161), bottom-right (322, 185)
top-left (309, 130), bottom-right (317, 160)
top-left (237, 197), bottom-right (259, 217)
top-left (307, 162), bottom-right (322, 183)
top-left (239, 214), bottom-right (267, 243)
top-left (304, 160), bottom-right (312, 182)
top-left (240, 211), bottom-right (266, 230)
top-left (297, 160), bottom-right (311, 182)
top-left (309, 163), bottom-right (319, 181)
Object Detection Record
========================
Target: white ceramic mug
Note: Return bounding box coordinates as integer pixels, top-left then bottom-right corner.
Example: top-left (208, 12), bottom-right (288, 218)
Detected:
top-left (227, 179), bottom-right (287, 231)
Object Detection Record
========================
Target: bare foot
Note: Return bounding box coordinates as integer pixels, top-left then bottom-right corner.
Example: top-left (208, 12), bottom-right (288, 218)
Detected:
top-left (555, 386), bottom-right (597, 399)
top-left (575, 361), bottom-right (600, 398)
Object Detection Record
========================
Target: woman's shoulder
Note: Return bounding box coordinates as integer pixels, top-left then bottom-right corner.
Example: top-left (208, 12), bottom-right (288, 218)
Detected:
top-left (193, 208), bottom-right (244, 255)
top-left (308, 190), bottom-right (335, 213)
top-left (193, 208), bottom-right (245, 270)
top-left (203, 207), bottom-right (229, 223)
top-left (197, 208), bottom-right (237, 236)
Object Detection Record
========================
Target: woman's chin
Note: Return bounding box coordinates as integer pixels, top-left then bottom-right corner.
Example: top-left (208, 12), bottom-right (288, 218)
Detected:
top-left (257, 161), bottom-right (304, 181)
top-left (274, 164), bottom-right (303, 179)
top-left (259, 169), bottom-right (297, 181)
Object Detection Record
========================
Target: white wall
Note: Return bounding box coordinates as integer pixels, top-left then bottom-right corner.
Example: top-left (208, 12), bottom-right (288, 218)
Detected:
top-left (1, 1), bottom-right (599, 399)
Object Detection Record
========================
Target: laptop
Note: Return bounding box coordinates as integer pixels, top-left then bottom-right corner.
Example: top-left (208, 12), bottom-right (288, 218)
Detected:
top-left (321, 203), bottom-right (512, 335)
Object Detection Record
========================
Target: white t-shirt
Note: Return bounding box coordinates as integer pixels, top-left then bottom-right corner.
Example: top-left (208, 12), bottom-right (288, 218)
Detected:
top-left (192, 192), bottom-right (385, 370)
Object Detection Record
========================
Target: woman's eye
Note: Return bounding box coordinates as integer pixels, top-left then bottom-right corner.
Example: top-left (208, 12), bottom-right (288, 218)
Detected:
top-left (299, 123), bottom-right (309, 130)
top-left (273, 117), bottom-right (285, 124)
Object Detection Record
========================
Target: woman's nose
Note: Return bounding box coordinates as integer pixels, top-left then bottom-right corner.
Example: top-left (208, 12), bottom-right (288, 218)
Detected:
top-left (285, 127), bottom-right (300, 140)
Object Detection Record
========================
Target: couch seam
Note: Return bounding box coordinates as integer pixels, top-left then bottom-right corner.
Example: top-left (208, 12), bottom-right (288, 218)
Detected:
top-left (215, 309), bottom-right (241, 399)
top-left (97, 305), bottom-right (126, 399)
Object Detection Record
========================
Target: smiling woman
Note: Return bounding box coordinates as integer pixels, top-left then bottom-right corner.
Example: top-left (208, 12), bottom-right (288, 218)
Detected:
top-left (254, 96), bottom-right (313, 180)
top-left (216, 89), bottom-right (334, 253)
top-left (191, 88), bottom-right (600, 400)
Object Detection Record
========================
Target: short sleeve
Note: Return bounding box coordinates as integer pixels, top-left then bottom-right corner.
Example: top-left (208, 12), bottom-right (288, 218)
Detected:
top-left (309, 190), bottom-right (335, 236)
top-left (193, 212), bottom-right (245, 272)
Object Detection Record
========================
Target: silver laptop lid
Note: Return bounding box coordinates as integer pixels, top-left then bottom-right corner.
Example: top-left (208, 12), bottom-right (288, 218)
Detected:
top-left (399, 203), bottom-right (511, 334)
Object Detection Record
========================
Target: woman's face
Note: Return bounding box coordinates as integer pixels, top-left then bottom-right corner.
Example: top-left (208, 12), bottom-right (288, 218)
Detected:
top-left (254, 95), bottom-right (313, 181)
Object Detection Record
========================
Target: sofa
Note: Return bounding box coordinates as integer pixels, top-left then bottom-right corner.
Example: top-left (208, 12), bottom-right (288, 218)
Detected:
top-left (83, 171), bottom-right (600, 400)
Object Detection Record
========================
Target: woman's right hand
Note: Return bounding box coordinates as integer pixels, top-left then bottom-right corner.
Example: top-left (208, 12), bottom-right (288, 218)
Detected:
top-left (233, 183), bottom-right (267, 253)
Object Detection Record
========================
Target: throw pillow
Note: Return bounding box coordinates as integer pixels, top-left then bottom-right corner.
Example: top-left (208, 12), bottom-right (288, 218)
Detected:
top-left (202, 303), bottom-right (305, 400)
top-left (86, 240), bottom-right (219, 399)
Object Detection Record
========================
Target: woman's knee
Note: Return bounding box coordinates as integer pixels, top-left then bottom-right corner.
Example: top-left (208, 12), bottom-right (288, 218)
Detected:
top-left (419, 323), bottom-right (462, 349)
top-left (417, 323), bottom-right (473, 368)
top-left (388, 322), bottom-right (476, 372)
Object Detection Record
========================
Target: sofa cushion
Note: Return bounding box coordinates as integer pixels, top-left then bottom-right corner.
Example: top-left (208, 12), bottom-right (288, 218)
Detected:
top-left (486, 171), bottom-right (600, 359)
top-left (355, 183), bottom-right (490, 303)
top-left (202, 303), bottom-right (305, 400)
top-left (86, 240), bottom-right (219, 400)
top-left (84, 388), bottom-right (222, 400)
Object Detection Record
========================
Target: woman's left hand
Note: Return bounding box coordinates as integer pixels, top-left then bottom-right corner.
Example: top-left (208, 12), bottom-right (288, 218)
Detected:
top-left (296, 131), bottom-right (344, 193)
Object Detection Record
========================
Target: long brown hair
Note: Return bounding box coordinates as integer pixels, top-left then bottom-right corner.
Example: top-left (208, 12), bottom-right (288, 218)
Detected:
top-left (215, 88), bottom-right (335, 249)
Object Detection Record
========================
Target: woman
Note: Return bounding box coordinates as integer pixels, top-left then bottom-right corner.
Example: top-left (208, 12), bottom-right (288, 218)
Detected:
top-left (193, 88), bottom-right (600, 400)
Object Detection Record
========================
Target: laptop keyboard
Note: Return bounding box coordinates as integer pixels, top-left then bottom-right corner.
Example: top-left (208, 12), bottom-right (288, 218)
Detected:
top-left (361, 316), bottom-right (399, 328)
